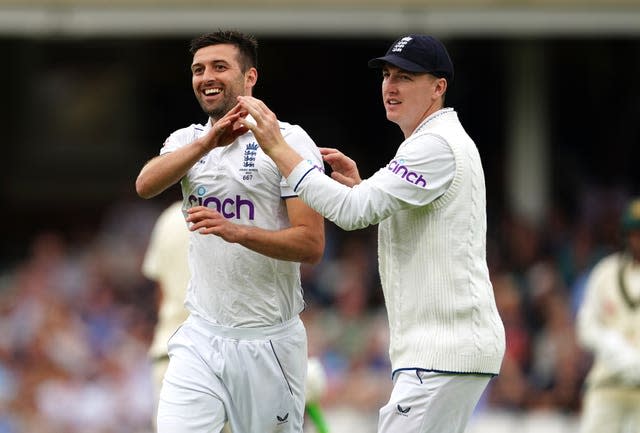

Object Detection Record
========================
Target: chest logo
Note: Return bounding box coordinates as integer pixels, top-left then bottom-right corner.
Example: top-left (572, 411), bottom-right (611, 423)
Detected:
top-left (188, 187), bottom-right (255, 220)
top-left (240, 142), bottom-right (259, 181)
top-left (243, 142), bottom-right (258, 168)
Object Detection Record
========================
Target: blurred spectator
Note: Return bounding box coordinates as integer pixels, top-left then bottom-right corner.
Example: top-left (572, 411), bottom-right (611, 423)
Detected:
top-left (485, 273), bottom-right (531, 410)
top-left (303, 234), bottom-right (391, 414)
top-left (0, 199), bottom-right (158, 433)
top-left (526, 262), bottom-right (587, 412)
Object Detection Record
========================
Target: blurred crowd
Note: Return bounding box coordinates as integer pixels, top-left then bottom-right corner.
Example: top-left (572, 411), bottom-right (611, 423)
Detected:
top-left (0, 200), bottom-right (160, 433)
top-left (0, 186), bottom-right (632, 433)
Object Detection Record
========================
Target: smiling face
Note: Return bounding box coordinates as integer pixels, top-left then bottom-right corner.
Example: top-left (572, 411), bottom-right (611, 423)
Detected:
top-left (191, 43), bottom-right (257, 122)
top-left (381, 64), bottom-right (447, 138)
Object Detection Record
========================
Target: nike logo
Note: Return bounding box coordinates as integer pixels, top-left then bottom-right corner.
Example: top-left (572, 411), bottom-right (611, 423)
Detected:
top-left (397, 404), bottom-right (411, 414)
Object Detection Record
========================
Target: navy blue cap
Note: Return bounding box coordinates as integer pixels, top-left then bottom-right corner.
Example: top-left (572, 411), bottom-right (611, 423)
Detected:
top-left (368, 35), bottom-right (454, 82)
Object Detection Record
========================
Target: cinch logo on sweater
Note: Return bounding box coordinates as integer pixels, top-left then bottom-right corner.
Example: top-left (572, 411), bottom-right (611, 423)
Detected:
top-left (387, 159), bottom-right (427, 188)
top-left (188, 187), bottom-right (255, 220)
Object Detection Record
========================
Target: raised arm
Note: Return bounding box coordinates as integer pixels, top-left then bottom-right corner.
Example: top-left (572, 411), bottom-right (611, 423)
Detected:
top-left (135, 108), bottom-right (248, 199)
top-left (136, 142), bottom-right (208, 199)
top-left (235, 95), bottom-right (455, 232)
top-left (236, 97), bottom-right (363, 188)
top-left (235, 96), bottom-right (306, 178)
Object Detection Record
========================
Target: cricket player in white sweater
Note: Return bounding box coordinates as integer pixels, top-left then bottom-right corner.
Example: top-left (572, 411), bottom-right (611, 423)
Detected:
top-left (227, 34), bottom-right (506, 433)
top-left (577, 197), bottom-right (640, 433)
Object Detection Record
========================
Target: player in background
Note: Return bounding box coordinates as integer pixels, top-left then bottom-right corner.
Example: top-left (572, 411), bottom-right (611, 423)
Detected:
top-left (577, 197), bottom-right (640, 433)
top-left (135, 30), bottom-right (325, 433)
top-left (227, 34), bottom-right (506, 433)
top-left (141, 201), bottom-right (191, 411)
top-left (142, 201), bottom-right (329, 433)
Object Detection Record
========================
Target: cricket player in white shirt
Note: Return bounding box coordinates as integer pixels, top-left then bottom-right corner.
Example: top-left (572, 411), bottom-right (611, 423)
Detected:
top-left (142, 202), bottom-right (329, 433)
top-left (230, 34), bottom-right (506, 433)
top-left (577, 197), bottom-right (640, 433)
top-left (135, 30), bottom-right (325, 433)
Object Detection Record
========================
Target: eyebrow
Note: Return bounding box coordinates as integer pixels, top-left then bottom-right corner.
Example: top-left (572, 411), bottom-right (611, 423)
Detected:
top-left (191, 59), bottom-right (231, 71)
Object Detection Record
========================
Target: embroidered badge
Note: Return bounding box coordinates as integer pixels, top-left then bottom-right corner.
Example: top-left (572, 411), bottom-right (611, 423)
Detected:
top-left (240, 142), bottom-right (259, 181)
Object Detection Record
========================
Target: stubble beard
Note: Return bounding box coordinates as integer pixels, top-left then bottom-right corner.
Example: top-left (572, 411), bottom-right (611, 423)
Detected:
top-left (202, 96), bottom-right (236, 123)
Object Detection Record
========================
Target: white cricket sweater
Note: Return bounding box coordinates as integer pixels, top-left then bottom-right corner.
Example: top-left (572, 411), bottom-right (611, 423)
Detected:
top-left (288, 109), bottom-right (505, 375)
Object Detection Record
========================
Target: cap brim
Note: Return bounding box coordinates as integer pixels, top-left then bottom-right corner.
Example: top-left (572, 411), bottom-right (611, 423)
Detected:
top-left (367, 55), bottom-right (427, 73)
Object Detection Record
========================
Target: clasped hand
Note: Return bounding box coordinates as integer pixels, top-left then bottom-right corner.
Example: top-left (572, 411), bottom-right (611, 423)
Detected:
top-left (209, 96), bottom-right (287, 156)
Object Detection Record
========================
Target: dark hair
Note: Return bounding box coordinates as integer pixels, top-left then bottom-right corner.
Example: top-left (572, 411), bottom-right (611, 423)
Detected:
top-left (189, 30), bottom-right (258, 72)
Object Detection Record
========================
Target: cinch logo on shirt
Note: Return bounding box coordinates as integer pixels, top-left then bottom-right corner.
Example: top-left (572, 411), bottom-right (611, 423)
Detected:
top-left (387, 159), bottom-right (427, 188)
top-left (188, 187), bottom-right (255, 220)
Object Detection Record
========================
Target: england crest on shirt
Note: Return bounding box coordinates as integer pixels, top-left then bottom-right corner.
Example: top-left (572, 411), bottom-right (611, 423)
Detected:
top-left (239, 141), bottom-right (259, 182)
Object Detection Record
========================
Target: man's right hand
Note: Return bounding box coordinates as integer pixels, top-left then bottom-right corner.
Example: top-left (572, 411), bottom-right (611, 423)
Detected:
top-left (201, 105), bottom-right (249, 151)
top-left (319, 147), bottom-right (362, 187)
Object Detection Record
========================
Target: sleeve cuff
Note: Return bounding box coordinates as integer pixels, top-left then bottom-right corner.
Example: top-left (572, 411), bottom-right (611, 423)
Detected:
top-left (287, 160), bottom-right (318, 192)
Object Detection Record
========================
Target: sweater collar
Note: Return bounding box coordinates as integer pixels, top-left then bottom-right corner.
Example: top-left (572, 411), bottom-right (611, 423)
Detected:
top-left (412, 107), bottom-right (455, 136)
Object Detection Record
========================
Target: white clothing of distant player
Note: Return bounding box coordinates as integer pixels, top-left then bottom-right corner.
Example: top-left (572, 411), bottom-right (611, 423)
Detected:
top-left (577, 252), bottom-right (640, 433)
top-left (157, 119), bottom-right (322, 433)
top-left (142, 201), bottom-right (190, 394)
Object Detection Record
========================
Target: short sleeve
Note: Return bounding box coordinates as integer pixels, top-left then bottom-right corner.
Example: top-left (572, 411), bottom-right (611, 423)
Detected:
top-left (279, 124), bottom-right (323, 198)
top-left (160, 125), bottom-right (201, 156)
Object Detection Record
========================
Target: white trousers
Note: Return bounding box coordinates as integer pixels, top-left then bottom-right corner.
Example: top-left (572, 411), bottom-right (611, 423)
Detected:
top-left (378, 370), bottom-right (491, 433)
top-left (580, 387), bottom-right (640, 433)
top-left (157, 314), bottom-right (307, 433)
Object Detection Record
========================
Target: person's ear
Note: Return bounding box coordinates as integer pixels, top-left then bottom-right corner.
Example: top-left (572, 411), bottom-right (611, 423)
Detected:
top-left (245, 67), bottom-right (258, 88)
top-left (434, 77), bottom-right (448, 98)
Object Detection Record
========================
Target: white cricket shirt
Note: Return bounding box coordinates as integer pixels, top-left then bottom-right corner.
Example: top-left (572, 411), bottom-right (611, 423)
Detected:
top-left (161, 119), bottom-right (322, 328)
